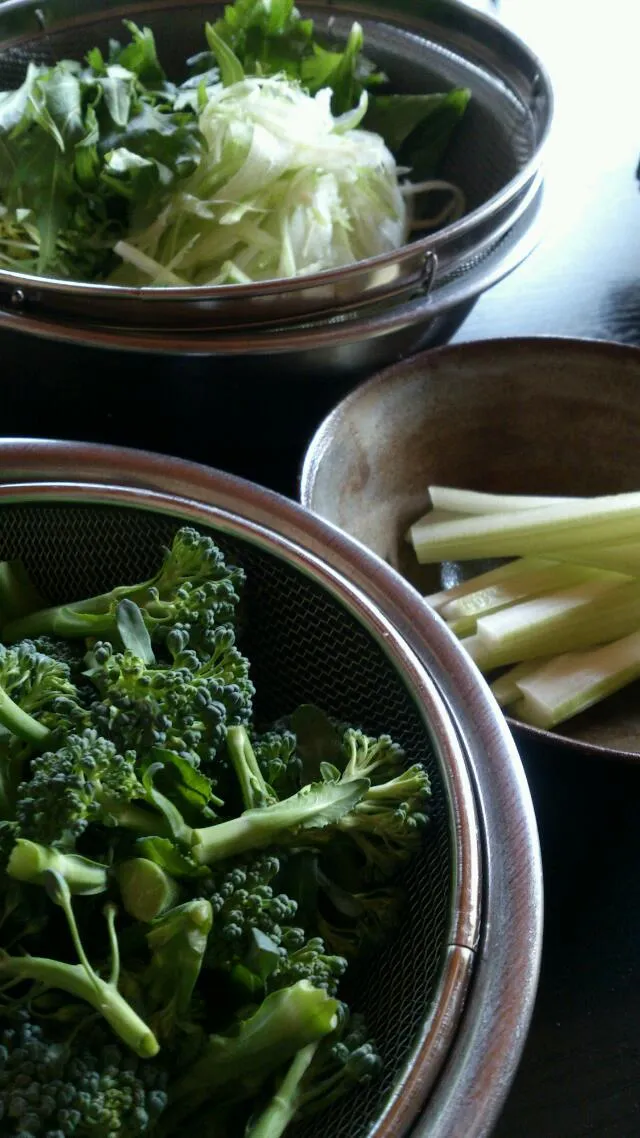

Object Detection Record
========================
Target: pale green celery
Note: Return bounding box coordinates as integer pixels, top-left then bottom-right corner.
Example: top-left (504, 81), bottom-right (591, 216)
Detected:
top-left (423, 557), bottom-right (554, 613)
top-left (404, 507), bottom-right (469, 542)
top-left (464, 579), bottom-right (640, 671)
top-left (476, 576), bottom-right (625, 651)
top-left (491, 661), bottom-right (549, 708)
top-left (511, 630), bottom-right (640, 728)
top-left (441, 563), bottom-right (612, 627)
top-left (410, 490), bottom-right (640, 564)
top-left (427, 486), bottom-right (583, 515)
top-left (544, 541), bottom-right (640, 576)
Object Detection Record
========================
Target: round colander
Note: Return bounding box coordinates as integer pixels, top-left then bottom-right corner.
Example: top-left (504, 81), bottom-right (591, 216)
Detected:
top-left (0, 0), bottom-right (552, 332)
top-left (0, 438), bottom-right (542, 1138)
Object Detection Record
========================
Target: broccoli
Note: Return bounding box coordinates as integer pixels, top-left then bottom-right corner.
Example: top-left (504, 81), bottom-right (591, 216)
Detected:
top-left (251, 728), bottom-right (302, 800)
top-left (159, 981), bottom-right (340, 1131)
top-left (88, 625), bottom-right (254, 772)
top-left (0, 641), bottom-right (88, 816)
top-left (118, 858), bottom-right (182, 922)
top-left (2, 527), bottom-right (245, 653)
top-left (14, 728), bottom-right (158, 848)
top-left (316, 877), bottom-right (404, 958)
top-left (199, 853), bottom-right (303, 972)
top-left (190, 778), bottom-right (369, 866)
top-left (0, 871), bottom-right (159, 1058)
top-left (267, 936), bottom-right (347, 997)
top-left (142, 899), bottom-right (212, 1044)
top-left (7, 837), bottom-right (109, 896)
top-left (0, 1016), bottom-right (168, 1137)
top-left (248, 1008), bottom-right (381, 1138)
top-left (226, 725), bottom-right (276, 809)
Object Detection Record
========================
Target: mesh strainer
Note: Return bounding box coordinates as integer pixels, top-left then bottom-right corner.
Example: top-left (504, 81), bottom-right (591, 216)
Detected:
top-left (0, 0), bottom-right (552, 331)
top-left (0, 438), bottom-right (542, 1138)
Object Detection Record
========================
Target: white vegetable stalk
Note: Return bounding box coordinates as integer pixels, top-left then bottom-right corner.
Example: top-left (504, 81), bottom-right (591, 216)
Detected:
top-left (424, 557), bottom-right (555, 613)
top-left (511, 630), bottom-right (640, 728)
top-left (410, 490), bottom-right (640, 564)
top-left (426, 486), bottom-right (584, 516)
top-left (114, 77), bottom-right (409, 286)
top-left (440, 562), bottom-right (609, 630)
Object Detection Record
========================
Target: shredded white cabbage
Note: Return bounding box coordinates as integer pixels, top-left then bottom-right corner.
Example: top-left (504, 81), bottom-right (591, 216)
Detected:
top-left (112, 75), bottom-right (409, 286)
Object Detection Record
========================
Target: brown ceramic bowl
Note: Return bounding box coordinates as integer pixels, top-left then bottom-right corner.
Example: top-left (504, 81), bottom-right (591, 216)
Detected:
top-left (300, 336), bottom-right (640, 759)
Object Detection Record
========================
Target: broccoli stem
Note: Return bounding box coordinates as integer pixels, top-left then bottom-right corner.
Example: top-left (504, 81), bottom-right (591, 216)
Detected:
top-left (164, 981), bottom-right (339, 1128)
top-left (0, 952), bottom-right (159, 1058)
top-left (227, 725), bottom-right (272, 809)
top-left (248, 1042), bottom-right (319, 1138)
top-left (2, 583), bottom-right (155, 644)
top-left (190, 779), bottom-right (368, 866)
top-left (117, 858), bottom-right (181, 922)
top-left (0, 685), bottom-right (50, 744)
top-left (7, 839), bottom-right (108, 895)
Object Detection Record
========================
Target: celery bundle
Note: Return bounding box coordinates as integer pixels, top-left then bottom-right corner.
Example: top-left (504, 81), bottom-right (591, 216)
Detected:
top-left (408, 486), bottom-right (640, 730)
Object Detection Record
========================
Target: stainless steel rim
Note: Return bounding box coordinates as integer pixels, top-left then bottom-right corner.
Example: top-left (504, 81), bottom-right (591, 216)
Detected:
top-left (0, 439), bottom-right (543, 1138)
top-left (0, 176), bottom-right (544, 354)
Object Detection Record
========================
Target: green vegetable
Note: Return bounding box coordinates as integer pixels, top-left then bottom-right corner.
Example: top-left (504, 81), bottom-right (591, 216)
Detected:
top-left (0, 527), bottom-right (431, 1137)
top-left (0, 870), bottom-right (159, 1058)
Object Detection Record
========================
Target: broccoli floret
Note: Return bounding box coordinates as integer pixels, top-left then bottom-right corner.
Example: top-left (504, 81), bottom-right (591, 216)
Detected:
top-left (226, 725), bottom-right (276, 810)
top-left (0, 871), bottom-right (159, 1059)
top-left (267, 937), bottom-right (347, 997)
top-left (248, 1007), bottom-right (381, 1138)
top-left (200, 854), bottom-right (303, 971)
top-left (2, 527), bottom-right (245, 654)
top-left (0, 641), bottom-right (89, 816)
top-left (88, 626), bottom-right (254, 773)
top-left (31, 634), bottom-right (88, 678)
top-left (190, 778), bottom-right (369, 866)
top-left (160, 981), bottom-right (340, 1131)
top-left (251, 729), bottom-right (301, 800)
top-left (334, 764), bottom-right (431, 879)
top-left (14, 728), bottom-right (155, 848)
top-left (0, 1016), bottom-right (168, 1136)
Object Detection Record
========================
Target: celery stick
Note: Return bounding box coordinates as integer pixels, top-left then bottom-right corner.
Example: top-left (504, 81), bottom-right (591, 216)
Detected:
top-left (476, 575), bottom-right (626, 650)
top-left (545, 541), bottom-right (640, 576)
top-left (466, 579), bottom-right (640, 671)
top-left (491, 661), bottom-right (548, 707)
top-left (405, 508), bottom-right (473, 541)
top-left (428, 486), bottom-right (583, 515)
top-left (424, 557), bottom-right (553, 612)
top-left (441, 563), bottom-right (609, 625)
top-left (512, 630), bottom-right (640, 728)
top-left (410, 490), bottom-right (640, 564)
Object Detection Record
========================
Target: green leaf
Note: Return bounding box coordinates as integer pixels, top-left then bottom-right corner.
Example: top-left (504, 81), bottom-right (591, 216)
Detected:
top-left (150, 745), bottom-right (222, 816)
top-left (366, 88), bottom-right (470, 178)
top-left (288, 705), bottom-right (343, 785)
top-left (116, 599), bottom-right (155, 664)
top-left (112, 21), bottom-right (166, 86)
top-left (99, 66), bottom-right (134, 127)
top-left (42, 65), bottom-right (86, 145)
top-left (137, 836), bottom-right (208, 879)
top-left (205, 24), bottom-right (245, 86)
top-left (0, 62), bottom-right (44, 132)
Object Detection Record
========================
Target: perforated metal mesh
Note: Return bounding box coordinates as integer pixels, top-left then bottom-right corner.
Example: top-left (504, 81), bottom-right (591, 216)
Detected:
top-left (0, 501), bottom-right (453, 1138)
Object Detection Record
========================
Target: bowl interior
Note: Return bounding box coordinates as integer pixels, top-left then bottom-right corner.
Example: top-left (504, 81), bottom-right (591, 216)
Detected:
top-left (301, 337), bottom-right (640, 757)
top-left (0, 497), bottom-right (455, 1137)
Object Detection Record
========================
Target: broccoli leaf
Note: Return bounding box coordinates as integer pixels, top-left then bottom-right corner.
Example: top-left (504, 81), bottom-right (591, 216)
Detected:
top-left (287, 705), bottom-right (343, 785)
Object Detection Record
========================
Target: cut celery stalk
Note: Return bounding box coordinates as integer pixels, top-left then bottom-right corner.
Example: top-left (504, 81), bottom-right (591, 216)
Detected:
top-left (427, 486), bottom-right (583, 515)
top-left (544, 541), bottom-right (640, 576)
top-left (424, 557), bottom-right (553, 613)
top-left (476, 575), bottom-right (627, 649)
top-left (410, 490), bottom-right (640, 563)
top-left (491, 661), bottom-right (548, 707)
top-left (440, 563), bottom-right (609, 625)
top-left (404, 508), bottom-right (473, 541)
top-left (465, 579), bottom-right (640, 671)
top-left (511, 630), bottom-right (640, 728)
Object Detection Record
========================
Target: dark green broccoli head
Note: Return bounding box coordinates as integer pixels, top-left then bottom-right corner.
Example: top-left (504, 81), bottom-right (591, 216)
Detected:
top-left (88, 624), bottom-right (254, 773)
top-left (15, 728), bottom-right (141, 847)
top-left (200, 854), bottom-right (304, 971)
top-left (296, 1008), bottom-right (381, 1118)
top-left (0, 1017), bottom-right (168, 1136)
top-left (0, 639), bottom-right (88, 737)
top-left (251, 729), bottom-right (302, 799)
top-left (267, 936), bottom-right (347, 997)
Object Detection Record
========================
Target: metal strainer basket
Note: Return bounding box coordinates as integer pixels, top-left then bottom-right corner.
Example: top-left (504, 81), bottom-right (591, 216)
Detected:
top-left (0, 0), bottom-right (552, 333)
top-left (0, 438), bottom-right (542, 1138)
